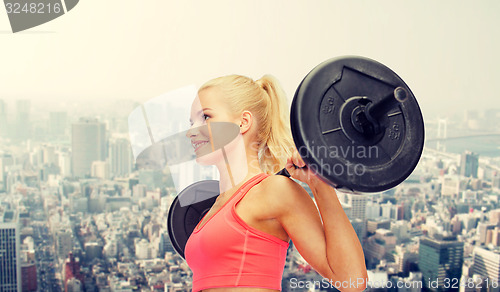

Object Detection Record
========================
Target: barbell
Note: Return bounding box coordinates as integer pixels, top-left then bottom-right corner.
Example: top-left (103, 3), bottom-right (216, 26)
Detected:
top-left (167, 55), bottom-right (424, 258)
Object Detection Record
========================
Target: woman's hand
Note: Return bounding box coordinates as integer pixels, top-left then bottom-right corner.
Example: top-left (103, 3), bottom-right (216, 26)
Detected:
top-left (285, 148), bottom-right (327, 189)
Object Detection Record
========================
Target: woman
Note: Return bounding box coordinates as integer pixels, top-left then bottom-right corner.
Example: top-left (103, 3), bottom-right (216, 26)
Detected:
top-left (184, 74), bottom-right (367, 292)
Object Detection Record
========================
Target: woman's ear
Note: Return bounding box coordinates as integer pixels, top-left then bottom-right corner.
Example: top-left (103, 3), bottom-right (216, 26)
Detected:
top-left (239, 110), bottom-right (252, 134)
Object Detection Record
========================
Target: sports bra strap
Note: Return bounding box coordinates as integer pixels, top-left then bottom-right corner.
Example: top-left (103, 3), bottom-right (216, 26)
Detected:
top-left (231, 173), bottom-right (270, 205)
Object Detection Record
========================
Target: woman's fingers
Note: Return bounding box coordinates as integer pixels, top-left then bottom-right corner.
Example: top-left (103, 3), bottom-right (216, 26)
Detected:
top-left (291, 148), bottom-right (305, 168)
top-left (286, 148), bottom-right (324, 187)
top-left (286, 154), bottom-right (309, 183)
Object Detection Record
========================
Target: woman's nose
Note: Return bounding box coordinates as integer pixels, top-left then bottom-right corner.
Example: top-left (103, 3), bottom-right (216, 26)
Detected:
top-left (186, 127), bottom-right (195, 138)
top-left (186, 123), bottom-right (200, 138)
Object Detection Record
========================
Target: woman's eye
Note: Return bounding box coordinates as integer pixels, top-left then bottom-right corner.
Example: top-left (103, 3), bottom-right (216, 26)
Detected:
top-left (203, 114), bottom-right (210, 120)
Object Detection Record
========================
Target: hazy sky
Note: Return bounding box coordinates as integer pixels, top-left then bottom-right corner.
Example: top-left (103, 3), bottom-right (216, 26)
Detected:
top-left (1, 0), bottom-right (499, 120)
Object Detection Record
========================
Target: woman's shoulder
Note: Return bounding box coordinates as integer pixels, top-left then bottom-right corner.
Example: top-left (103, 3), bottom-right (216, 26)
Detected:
top-left (261, 173), bottom-right (300, 190)
top-left (258, 174), bottom-right (312, 214)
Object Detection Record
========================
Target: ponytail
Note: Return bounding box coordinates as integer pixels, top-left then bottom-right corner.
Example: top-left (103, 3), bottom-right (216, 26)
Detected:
top-left (255, 75), bottom-right (295, 174)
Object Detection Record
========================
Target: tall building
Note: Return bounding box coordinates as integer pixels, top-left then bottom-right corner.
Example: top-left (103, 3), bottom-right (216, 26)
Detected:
top-left (84, 242), bottom-right (103, 262)
top-left (0, 221), bottom-right (21, 292)
top-left (71, 118), bottom-right (106, 178)
top-left (472, 246), bottom-right (500, 292)
top-left (363, 229), bottom-right (396, 264)
top-left (381, 201), bottom-right (403, 220)
top-left (460, 151), bottom-right (479, 178)
top-left (49, 111), bottom-right (68, 139)
top-left (56, 229), bottom-right (74, 259)
top-left (21, 262), bottom-right (37, 292)
top-left (478, 223), bottom-right (497, 245)
top-left (159, 232), bottom-right (175, 257)
top-left (341, 193), bottom-right (367, 221)
top-left (340, 193), bottom-right (368, 239)
top-left (490, 209), bottom-right (500, 225)
top-left (64, 252), bottom-right (84, 292)
top-left (135, 238), bottom-right (158, 259)
top-left (418, 236), bottom-right (464, 291)
top-left (493, 174), bottom-right (500, 189)
top-left (366, 219), bottom-right (391, 234)
top-left (108, 136), bottom-right (133, 178)
top-left (58, 150), bottom-right (72, 178)
top-left (394, 245), bottom-right (418, 276)
top-left (0, 154), bottom-right (14, 191)
top-left (91, 160), bottom-right (110, 180)
top-left (365, 201), bottom-right (381, 220)
top-left (440, 175), bottom-right (460, 197)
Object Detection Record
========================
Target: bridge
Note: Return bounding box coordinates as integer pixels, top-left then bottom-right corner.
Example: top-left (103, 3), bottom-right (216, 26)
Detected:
top-left (425, 132), bottom-right (500, 142)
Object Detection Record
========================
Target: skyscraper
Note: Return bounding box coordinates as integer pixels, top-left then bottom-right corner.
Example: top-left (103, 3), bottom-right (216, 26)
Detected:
top-left (418, 235), bottom-right (464, 292)
top-left (108, 136), bottom-right (133, 178)
top-left (49, 111), bottom-right (68, 139)
top-left (71, 118), bottom-right (106, 178)
top-left (21, 262), bottom-right (37, 292)
top-left (0, 221), bottom-right (21, 292)
top-left (341, 193), bottom-right (368, 221)
top-left (472, 246), bottom-right (500, 292)
top-left (159, 232), bottom-right (175, 257)
top-left (460, 151), bottom-right (479, 178)
top-left (0, 154), bottom-right (14, 192)
top-left (64, 252), bottom-right (84, 292)
top-left (340, 193), bottom-right (368, 239)
top-left (478, 222), bottom-right (497, 245)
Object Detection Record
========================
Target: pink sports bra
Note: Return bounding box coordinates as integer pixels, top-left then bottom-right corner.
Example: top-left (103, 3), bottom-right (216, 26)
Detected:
top-left (185, 173), bottom-right (290, 291)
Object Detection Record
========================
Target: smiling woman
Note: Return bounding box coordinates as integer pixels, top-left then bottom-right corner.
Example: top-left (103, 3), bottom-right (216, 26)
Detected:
top-left (188, 75), bottom-right (295, 173)
top-left (182, 74), bottom-right (368, 292)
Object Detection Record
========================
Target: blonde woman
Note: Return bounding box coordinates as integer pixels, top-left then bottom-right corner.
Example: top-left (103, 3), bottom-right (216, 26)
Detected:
top-left (184, 74), bottom-right (367, 292)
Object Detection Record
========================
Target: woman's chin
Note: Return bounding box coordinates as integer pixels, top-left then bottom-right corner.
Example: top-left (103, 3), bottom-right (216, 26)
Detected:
top-left (194, 156), bottom-right (211, 166)
top-left (194, 149), bottom-right (222, 166)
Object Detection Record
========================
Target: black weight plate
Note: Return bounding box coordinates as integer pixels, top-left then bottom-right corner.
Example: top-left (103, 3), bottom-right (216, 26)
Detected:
top-left (167, 180), bottom-right (219, 258)
top-left (291, 56), bottom-right (424, 193)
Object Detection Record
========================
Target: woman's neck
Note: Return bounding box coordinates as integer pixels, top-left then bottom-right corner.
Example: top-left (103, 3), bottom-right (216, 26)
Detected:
top-left (215, 136), bottom-right (262, 196)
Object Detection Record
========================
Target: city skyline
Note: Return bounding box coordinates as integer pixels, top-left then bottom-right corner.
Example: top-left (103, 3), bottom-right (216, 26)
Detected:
top-left (1, 1), bottom-right (500, 119)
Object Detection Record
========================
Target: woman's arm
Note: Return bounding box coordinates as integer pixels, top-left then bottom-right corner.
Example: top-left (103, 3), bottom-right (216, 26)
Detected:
top-left (268, 150), bottom-right (368, 291)
top-left (309, 179), bottom-right (368, 290)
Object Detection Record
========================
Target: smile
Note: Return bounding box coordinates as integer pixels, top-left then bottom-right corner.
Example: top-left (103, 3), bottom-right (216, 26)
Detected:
top-left (192, 140), bottom-right (209, 152)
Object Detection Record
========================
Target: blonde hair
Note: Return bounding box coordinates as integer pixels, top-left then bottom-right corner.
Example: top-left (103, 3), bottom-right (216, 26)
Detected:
top-left (199, 74), bottom-right (295, 174)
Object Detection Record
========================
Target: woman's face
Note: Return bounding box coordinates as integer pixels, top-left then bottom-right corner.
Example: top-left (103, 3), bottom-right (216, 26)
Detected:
top-left (187, 87), bottom-right (240, 162)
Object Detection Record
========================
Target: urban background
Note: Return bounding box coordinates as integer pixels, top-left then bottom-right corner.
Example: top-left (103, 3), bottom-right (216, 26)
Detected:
top-left (1, 1), bottom-right (500, 292)
top-left (1, 87), bottom-right (500, 292)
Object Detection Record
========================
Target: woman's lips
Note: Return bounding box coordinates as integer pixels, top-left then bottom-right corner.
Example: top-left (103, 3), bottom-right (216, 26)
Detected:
top-left (192, 140), bottom-right (209, 152)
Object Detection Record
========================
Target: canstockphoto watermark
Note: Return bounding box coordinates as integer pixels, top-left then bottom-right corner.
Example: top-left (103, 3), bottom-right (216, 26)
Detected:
top-left (4, 0), bottom-right (79, 33)
top-left (289, 277), bottom-right (423, 290)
